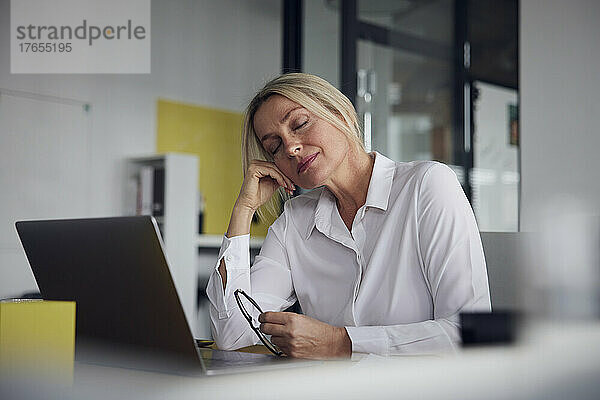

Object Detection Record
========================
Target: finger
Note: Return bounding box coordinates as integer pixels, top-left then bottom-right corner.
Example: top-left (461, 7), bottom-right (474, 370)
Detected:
top-left (275, 172), bottom-right (295, 193)
top-left (270, 336), bottom-right (289, 355)
top-left (259, 322), bottom-right (288, 337)
top-left (253, 162), bottom-right (295, 191)
top-left (259, 311), bottom-right (293, 325)
top-left (256, 168), bottom-right (292, 193)
top-left (270, 164), bottom-right (296, 191)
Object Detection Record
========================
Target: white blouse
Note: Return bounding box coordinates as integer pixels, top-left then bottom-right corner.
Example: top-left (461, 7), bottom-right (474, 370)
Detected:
top-left (206, 151), bottom-right (491, 356)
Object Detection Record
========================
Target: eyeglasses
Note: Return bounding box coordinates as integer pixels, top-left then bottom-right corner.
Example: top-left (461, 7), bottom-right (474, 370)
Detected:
top-left (234, 289), bottom-right (283, 356)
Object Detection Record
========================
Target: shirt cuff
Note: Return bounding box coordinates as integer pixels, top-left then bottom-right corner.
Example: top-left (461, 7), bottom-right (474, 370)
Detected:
top-left (209, 234), bottom-right (251, 319)
top-left (216, 233), bottom-right (250, 270)
top-left (345, 326), bottom-right (389, 356)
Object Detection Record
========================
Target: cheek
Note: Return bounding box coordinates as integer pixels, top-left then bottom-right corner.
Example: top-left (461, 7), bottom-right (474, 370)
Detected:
top-left (315, 122), bottom-right (348, 148)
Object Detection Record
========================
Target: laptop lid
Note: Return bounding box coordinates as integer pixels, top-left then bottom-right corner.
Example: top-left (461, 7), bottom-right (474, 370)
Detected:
top-left (15, 216), bottom-right (203, 373)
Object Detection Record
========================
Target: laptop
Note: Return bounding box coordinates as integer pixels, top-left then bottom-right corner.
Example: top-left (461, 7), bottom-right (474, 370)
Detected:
top-left (15, 216), bottom-right (313, 376)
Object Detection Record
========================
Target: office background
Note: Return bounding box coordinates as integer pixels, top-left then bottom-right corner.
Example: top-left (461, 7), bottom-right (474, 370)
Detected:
top-left (1, 0), bottom-right (599, 338)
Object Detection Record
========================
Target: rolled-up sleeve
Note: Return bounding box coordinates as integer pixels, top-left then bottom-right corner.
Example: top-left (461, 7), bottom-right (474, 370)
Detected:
top-left (206, 210), bottom-right (297, 351)
top-left (206, 234), bottom-right (251, 320)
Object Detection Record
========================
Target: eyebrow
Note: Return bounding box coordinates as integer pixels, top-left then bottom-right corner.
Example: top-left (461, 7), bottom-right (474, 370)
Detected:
top-left (259, 106), bottom-right (303, 144)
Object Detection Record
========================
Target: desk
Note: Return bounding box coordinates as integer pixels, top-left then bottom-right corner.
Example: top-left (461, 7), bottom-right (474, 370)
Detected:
top-left (3, 321), bottom-right (600, 400)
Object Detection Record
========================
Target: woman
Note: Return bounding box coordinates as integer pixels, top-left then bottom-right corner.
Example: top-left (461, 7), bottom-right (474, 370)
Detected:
top-left (206, 73), bottom-right (490, 359)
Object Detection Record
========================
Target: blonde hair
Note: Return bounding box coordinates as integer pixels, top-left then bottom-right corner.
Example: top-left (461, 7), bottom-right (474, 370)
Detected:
top-left (241, 73), bottom-right (364, 222)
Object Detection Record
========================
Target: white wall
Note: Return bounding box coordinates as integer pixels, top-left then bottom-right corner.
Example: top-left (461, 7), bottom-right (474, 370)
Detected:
top-left (0, 0), bottom-right (281, 299)
top-left (520, 0), bottom-right (600, 231)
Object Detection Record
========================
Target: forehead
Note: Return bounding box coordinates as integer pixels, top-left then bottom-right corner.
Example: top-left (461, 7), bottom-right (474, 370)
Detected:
top-left (253, 95), bottom-right (302, 138)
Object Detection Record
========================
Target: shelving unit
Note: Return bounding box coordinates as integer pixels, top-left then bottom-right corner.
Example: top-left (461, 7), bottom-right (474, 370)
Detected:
top-left (124, 153), bottom-right (199, 334)
top-left (124, 153), bottom-right (268, 338)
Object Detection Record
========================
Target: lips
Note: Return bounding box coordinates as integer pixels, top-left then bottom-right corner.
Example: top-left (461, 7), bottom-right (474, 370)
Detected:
top-left (297, 153), bottom-right (318, 174)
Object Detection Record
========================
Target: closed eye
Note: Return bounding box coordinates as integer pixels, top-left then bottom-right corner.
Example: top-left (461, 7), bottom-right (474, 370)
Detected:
top-left (271, 139), bottom-right (281, 155)
top-left (294, 120), bottom-right (308, 130)
top-left (270, 119), bottom-right (309, 155)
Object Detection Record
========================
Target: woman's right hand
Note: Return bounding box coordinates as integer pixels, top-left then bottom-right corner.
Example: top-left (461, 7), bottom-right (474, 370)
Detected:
top-left (235, 160), bottom-right (296, 212)
top-left (220, 160), bottom-right (294, 288)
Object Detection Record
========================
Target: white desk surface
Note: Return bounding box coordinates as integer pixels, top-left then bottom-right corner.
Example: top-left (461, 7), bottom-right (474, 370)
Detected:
top-left (4, 321), bottom-right (600, 400)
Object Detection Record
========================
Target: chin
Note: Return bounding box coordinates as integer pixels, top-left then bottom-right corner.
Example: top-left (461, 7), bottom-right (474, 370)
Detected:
top-left (295, 165), bottom-right (330, 190)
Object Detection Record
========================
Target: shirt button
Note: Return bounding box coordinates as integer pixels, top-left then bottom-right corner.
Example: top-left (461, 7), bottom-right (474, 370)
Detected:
top-left (225, 255), bottom-right (233, 262)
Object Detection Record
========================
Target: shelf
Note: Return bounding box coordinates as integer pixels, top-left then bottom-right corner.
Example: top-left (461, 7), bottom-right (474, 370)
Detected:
top-left (127, 153), bottom-right (171, 168)
top-left (196, 234), bottom-right (264, 249)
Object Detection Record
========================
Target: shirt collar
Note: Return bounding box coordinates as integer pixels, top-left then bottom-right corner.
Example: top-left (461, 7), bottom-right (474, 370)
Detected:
top-left (304, 151), bottom-right (396, 240)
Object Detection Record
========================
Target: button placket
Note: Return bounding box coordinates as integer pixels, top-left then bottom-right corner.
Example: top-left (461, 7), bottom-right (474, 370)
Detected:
top-left (351, 230), bottom-right (365, 324)
top-left (350, 218), bottom-right (369, 324)
top-left (317, 210), bottom-right (363, 325)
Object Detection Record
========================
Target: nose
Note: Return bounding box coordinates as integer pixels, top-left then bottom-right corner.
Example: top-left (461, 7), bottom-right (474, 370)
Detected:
top-left (284, 137), bottom-right (302, 158)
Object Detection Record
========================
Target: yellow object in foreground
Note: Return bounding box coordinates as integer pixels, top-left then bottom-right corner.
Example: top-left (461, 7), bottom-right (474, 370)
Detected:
top-left (0, 300), bottom-right (76, 382)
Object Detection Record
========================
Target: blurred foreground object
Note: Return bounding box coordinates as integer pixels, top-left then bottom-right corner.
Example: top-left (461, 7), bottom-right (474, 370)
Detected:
top-left (460, 311), bottom-right (518, 346)
top-left (0, 300), bottom-right (75, 383)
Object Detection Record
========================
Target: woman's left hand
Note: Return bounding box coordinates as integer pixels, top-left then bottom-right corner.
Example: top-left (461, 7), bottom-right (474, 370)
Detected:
top-left (258, 312), bottom-right (352, 359)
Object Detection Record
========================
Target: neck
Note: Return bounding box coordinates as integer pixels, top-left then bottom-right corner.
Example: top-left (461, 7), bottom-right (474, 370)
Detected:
top-left (325, 145), bottom-right (375, 214)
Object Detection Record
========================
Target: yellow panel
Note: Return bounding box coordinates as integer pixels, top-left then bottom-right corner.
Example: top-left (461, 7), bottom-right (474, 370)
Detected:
top-left (0, 300), bottom-right (75, 382)
top-left (156, 99), bottom-right (276, 237)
